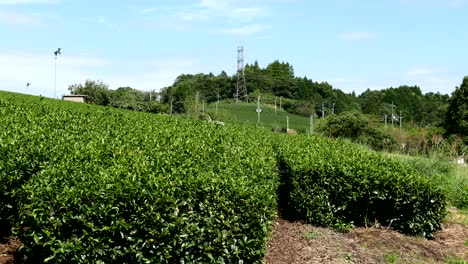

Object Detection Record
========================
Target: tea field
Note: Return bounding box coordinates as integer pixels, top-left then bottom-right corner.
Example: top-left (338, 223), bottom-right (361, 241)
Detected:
top-left (0, 91), bottom-right (454, 263)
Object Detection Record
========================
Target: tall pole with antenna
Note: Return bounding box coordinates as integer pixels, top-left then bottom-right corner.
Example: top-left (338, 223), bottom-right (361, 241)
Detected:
top-left (54, 48), bottom-right (61, 99)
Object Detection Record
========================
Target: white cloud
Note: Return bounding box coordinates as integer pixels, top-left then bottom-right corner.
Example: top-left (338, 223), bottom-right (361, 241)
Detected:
top-left (400, 0), bottom-right (468, 7)
top-left (81, 16), bottom-right (120, 32)
top-left (337, 31), bottom-right (375, 41)
top-left (407, 67), bottom-right (438, 76)
top-left (0, 8), bottom-right (41, 25)
top-left (177, 0), bottom-right (269, 24)
top-left (222, 24), bottom-right (271, 35)
top-left (139, 7), bottom-right (156, 14)
top-left (0, 51), bottom-right (200, 98)
top-left (200, 0), bottom-right (231, 9)
top-left (0, 0), bottom-right (57, 4)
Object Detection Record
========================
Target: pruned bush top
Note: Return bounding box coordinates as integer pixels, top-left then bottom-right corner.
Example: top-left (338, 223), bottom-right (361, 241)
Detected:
top-left (0, 91), bottom-right (279, 263)
top-left (276, 134), bottom-right (446, 238)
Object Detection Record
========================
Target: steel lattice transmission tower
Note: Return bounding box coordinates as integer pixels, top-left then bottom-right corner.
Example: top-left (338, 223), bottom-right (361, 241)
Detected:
top-left (236, 46), bottom-right (247, 102)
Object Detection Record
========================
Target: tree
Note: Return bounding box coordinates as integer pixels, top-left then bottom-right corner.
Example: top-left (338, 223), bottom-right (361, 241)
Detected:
top-left (68, 80), bottom-right (111, 106)
top-left (445, 76), bottom-right (468, 142)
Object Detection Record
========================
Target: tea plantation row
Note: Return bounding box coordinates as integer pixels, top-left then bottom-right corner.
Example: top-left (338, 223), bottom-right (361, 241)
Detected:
top-left (0, 91), bottom-right (446, 263)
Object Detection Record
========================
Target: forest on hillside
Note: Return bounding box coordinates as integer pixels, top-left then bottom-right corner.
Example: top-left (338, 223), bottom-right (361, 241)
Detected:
top-left (68, 60), bottom-right (467, 145)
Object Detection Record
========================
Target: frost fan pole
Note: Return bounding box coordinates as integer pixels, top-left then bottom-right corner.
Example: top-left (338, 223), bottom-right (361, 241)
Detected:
top-left (54, 48), bottom-right (61, 99)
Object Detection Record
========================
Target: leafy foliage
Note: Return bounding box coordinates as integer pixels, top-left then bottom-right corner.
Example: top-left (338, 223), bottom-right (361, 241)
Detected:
top-left (317, 112), bottom-right (397, 151)
top-left (276, 134), bottom-right (446, 238)
top-left (445, 76), bottom-right (468, 143)
top-left (0, 91), bottom-right (278, 263)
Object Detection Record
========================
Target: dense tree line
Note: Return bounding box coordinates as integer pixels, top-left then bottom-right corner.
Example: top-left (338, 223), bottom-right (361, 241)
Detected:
top-left (67, 61), bottom-right (467, 144)
top-left (160, 60), bottom-right (361, 116)
top-left (159, 60), bottom-right (451, 126)
top-left (68, 80), bottom-right (167, 114)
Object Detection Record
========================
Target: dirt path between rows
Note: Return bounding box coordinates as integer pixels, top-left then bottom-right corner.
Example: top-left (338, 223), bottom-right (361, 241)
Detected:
top-left (264, 218), bottom-right (467, 264)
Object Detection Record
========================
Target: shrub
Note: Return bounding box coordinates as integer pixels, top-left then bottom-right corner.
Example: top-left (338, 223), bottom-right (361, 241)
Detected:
top-left (317, 111), bottom-right (398, 151)
top-left (276, 134), bottom-right (446, 238)
top-left (0, 91), bottom-right (279, 263)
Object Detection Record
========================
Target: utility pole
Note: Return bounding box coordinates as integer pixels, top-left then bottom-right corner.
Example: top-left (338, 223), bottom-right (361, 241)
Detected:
top-left (384, 114), bottom-right (387, 126)
top-left (236, 46), bottom-right (247, 102)
top-left (170, 99), bottom-right (173, 115)
top-left (275, 97), bottom-right (277, 116)
top-left (149, 90), bottom-right (152, 101)
top-left (256, 96), bottom-right (261, 127)
top-left (310, 114), bottom-right (314, 134)
top-left (399, 111), bottom-right (403, 129)
top-left (54, 48), bottom-right (61, 99)
top-left (202, 100), bottom-right (205, 115)
top-left (332, 102), bottom-right (335, 115)
top-left (390, 101), bottom-right (397, 126)
top-left (216, 93), bottom-right (219, 121)
top-left (286, 116), bottom-right (289, 131)
top-left (195, 91), bottom-right (199, 114)
top-left (322, 101), bottom-right (325, 118)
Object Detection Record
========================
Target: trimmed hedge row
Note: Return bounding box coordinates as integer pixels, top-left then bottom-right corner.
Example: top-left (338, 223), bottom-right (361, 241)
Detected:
top-left (0, 92), bottom-right (278, 263)
top-left (275, 134), bottom-right (446, 238)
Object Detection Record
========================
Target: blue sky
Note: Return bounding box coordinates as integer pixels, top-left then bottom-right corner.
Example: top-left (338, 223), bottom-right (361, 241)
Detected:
top-left (0, 0), bottom-right (467, 98)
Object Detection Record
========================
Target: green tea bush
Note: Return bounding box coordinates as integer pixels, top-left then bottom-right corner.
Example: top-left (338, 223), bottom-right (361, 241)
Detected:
top-left (276, 134), bottom-right (446, 238)
top-left (388, 154), bottom-right (468, 209)
top-left (0, 91), bottom-right (278, 263)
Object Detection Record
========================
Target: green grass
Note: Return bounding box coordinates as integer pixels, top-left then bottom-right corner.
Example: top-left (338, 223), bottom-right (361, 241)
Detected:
top-left (205, 101), bottom-right (316, 132)
top-left (385, 153), bottom-right (468, 209)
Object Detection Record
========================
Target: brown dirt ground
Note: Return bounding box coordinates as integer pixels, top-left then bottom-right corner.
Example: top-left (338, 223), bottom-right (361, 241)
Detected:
top-left (1, 212), bottom-right (467, 264)
top-left (0, 232), bottom-right (20, 264)
top-left (264, 217), bottom-right (468, 264)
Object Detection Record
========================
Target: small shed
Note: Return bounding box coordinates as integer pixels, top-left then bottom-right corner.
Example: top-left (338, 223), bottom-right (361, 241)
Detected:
top-left (63, 94), bottom-right (87, 103)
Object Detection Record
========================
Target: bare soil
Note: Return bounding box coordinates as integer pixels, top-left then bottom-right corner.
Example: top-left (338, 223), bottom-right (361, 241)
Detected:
top-left (264, 214), bottom-right (468, 264)
top-left (0, 232), bottom-right (20, 264)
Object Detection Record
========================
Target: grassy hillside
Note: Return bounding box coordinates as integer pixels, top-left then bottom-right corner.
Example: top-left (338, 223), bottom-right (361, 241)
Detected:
top-left (205, 101), bottom-right (316, 132)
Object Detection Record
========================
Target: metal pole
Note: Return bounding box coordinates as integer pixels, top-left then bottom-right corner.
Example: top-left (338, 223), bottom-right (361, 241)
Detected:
top-left (170, 99), bottom-right (173, 115)
top-left (286, 116), bottom-right (289, 131)
top-left (310, 114), bottom-right (314, 134)
top-left (195, 92), bottom-right (199, 114)
top-left (216, 94), bottom-right (219, 121)
top-left (322, 102), bottom-right (325, 118)
top-left (390, 101), bottom-right (396, 126)
top-left (256, 96), bottom-right (261, 127)
top-left (275, 97), bottom-right (277, 116)
top-left (399, 111), bottom-right (402, 129)
top-left (54, 55), bottom-right (57, 98)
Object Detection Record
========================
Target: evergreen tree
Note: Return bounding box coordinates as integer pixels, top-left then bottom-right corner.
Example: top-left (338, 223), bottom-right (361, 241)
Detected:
top-left (445, 76), bottom-right (468, 142)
